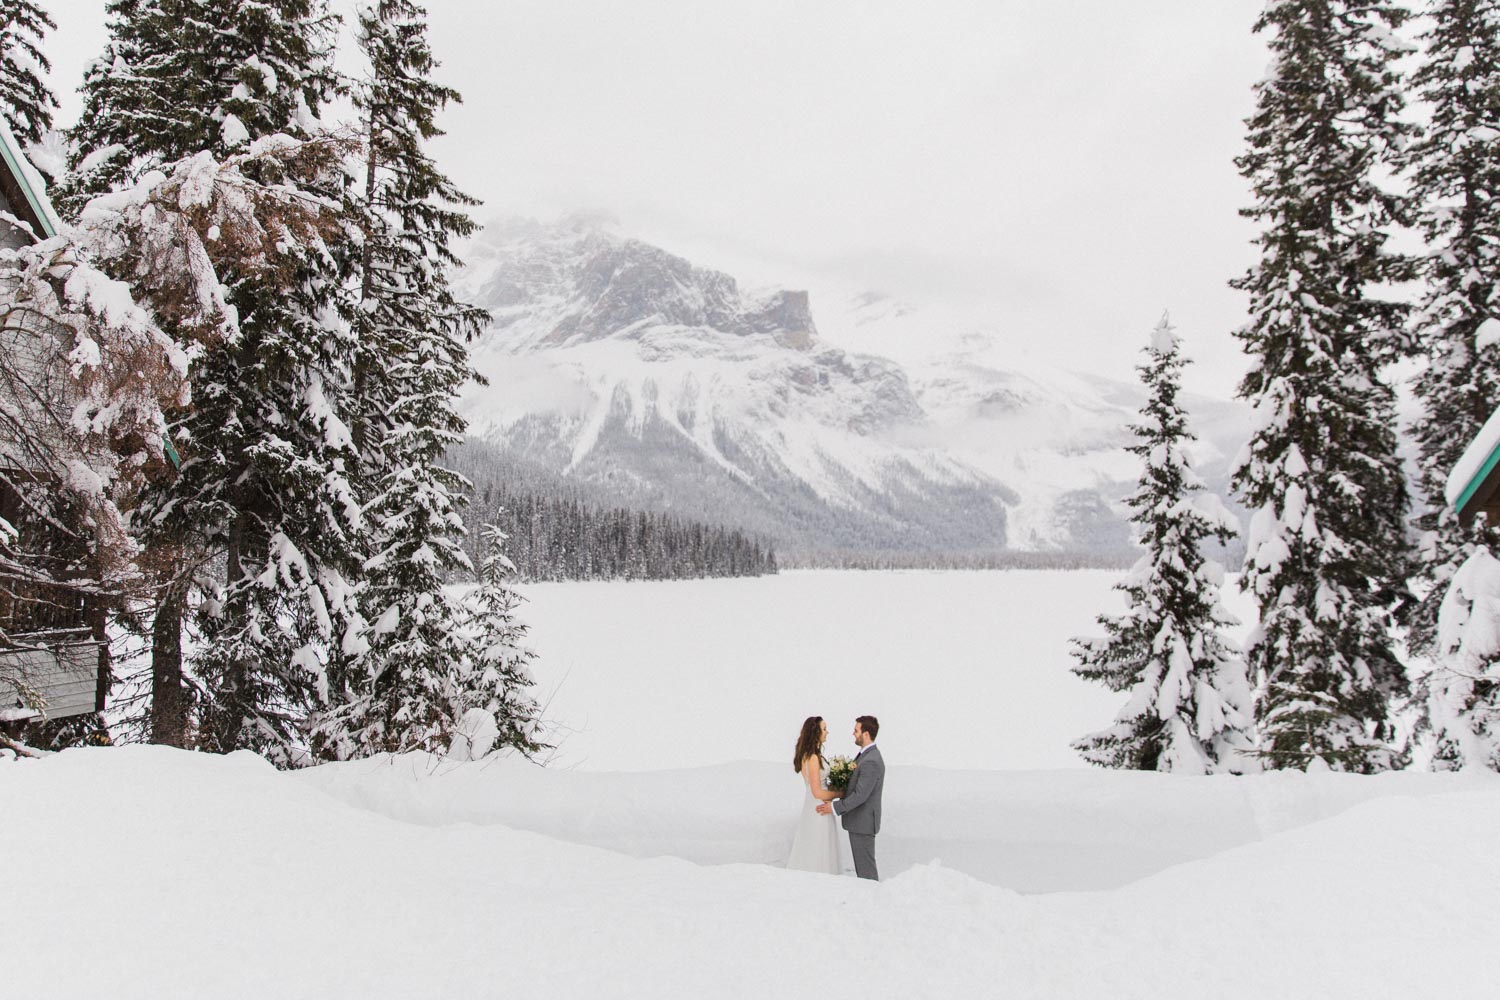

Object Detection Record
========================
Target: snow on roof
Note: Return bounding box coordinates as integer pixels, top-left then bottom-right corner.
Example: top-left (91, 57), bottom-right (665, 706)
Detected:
top-left (0, 119), bottom-right (62, 240)
top-left (1446, 402), bottom-right (1500, 512)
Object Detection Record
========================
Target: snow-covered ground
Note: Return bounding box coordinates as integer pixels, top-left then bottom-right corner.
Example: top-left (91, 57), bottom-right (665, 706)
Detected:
top-left (6, 570), bottom-right (1497, 998)
top-left (299, 750), bottom-right (1487, 894)
top-left (5, 747), bottom-right (1499, 998)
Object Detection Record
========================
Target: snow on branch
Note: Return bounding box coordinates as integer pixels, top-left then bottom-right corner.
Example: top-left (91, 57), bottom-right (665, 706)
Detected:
top-left (1, 137), bottom-right (354, 635)
top-left (75, 132), bottom-right (359, 352)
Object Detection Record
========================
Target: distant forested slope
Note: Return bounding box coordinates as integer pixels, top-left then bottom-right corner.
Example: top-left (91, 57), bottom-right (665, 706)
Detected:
top-left (448, 440), bottom-right (777, 581)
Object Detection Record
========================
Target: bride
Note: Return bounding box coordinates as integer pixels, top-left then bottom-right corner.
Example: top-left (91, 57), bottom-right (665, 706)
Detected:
top-left (785, 716), bottom-right (845, 875)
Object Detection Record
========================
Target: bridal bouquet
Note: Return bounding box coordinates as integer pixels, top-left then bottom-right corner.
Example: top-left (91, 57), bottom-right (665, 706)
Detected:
top-left (825, 755), bottom-right (855, 793)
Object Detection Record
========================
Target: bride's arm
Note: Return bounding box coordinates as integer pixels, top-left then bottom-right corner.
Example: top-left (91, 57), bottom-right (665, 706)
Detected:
top-left (802, 757), bottom-right (837, 802)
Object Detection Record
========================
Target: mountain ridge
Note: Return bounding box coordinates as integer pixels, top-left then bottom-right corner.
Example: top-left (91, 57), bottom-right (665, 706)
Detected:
top-left (455, 217), bottom-right (1246, 557)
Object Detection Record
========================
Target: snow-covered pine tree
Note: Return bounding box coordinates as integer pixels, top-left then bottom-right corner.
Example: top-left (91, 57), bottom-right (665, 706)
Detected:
top-left (1399, 0), bottom-right (1500, 769)
top-left (310, 0), bottom-right (497, 758)
top-left (1429, 546), bottom-right (1500, 768)
top-left (0, 0), bottom-right (58, 146)
top-left (318, 521), bottom-right (543, 758)
top-left (57, 0), bottom-right (195, 217)
top-left (457, 524), bottom-right (544, 755)
top-left (176, 6), bottom-right (365, 764)
top-left (89, 143), bottom-right (356, 747)
top-left (1231, 0), bottom-right (1414, 772)
top-left (65, 0), bottom-right (369, 763)
top-left (1071, 316), bottom-right (1253, 773)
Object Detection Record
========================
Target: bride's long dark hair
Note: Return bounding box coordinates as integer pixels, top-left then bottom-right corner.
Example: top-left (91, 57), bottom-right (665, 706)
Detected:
top-left (793, 716), bottom-right (825, 773)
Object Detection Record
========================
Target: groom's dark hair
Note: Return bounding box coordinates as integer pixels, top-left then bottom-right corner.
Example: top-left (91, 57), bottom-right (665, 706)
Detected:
top-left (857, 716), bottom-right (879, 740)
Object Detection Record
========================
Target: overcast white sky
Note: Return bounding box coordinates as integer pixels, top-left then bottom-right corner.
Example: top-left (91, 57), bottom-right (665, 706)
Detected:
top-left (45, 0), bottom-right (1270, 397)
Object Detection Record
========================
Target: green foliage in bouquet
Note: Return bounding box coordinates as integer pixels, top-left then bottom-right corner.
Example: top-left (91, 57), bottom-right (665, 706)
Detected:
top-left (826, 755), bottom-right (855, 793)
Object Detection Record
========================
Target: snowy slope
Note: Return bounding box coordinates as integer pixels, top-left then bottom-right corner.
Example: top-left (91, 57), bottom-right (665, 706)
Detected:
top-left (5, 746), bottom-right (1499, 999)
top-left (828, 294), bottom-right (1250, 551)
top-left (457, 217), bottom-right (1010, 554)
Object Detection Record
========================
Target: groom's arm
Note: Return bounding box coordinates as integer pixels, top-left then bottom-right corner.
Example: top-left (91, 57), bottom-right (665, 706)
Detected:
top-left (832, 755), bottom-right (883, 816)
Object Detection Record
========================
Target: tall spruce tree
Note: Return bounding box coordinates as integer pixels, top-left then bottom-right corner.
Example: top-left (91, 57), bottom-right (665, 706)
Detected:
top-left (1071, 316), bottom-right (1254, 773)
top-left (1400, 0), bottom-right (1500, 769)
top-left (1231, 0), bottom-right (1414, 772)
top-left (0, 0), bottom-right (57, 145)
top-left (311, 0), bottom-right (534, 757)
top-left (66, 1), bottom-right (368, 763)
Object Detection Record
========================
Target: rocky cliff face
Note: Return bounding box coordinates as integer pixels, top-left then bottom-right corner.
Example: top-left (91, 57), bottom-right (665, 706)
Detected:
top-left (469, 219), bottom-right (817, 350)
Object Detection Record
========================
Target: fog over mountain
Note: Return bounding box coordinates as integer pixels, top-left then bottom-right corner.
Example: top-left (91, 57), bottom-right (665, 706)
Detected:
top-left (455, 217), bottom-right (1248, 559)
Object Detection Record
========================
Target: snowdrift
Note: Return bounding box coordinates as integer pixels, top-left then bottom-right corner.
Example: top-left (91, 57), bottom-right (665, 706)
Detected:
top-left (5, 746), bottom-right (1499, 999)
top-left (300, 751), bottom-right (1492, 892)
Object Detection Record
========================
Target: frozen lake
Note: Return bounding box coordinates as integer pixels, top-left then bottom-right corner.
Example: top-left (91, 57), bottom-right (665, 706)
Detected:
top-left (518, 568), bottom-right (1215, 772)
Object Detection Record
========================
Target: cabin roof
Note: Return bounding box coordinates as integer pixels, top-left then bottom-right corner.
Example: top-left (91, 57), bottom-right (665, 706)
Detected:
top-left (0, 121), bottom-right (61, 243)
top-left (1448, 404), bottom-right (1500, 523)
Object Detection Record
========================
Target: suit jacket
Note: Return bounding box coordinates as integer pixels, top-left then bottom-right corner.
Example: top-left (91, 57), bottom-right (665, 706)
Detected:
top-left (833, 744), bottom-right (884, 836)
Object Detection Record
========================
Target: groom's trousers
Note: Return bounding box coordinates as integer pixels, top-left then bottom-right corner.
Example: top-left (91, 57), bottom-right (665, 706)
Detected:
top-left (849, 834), bottom-right (878, 881)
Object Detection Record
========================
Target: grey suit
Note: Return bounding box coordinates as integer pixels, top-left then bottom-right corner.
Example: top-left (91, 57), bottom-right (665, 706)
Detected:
top-left (832, 744), bottom-right (885, 880)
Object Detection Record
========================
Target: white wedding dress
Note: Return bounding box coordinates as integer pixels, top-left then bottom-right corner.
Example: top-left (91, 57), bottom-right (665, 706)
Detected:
top-left (785, 758), bottom-right (846, 875)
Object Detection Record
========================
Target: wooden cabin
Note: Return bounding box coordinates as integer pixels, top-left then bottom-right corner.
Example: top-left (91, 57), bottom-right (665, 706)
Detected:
top-left (0, 123), bottom-right (103, 733)
top-left (1448, 405), bottom-right (1500, 525)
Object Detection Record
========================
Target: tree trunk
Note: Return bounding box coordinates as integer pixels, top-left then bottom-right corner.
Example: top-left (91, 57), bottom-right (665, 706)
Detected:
top-left (211, 510), bottom-right (248, 752)
top-left (90, 600), bottom-right (110, 715)
top-left (352, 105), bottom-right (381, 453)
top-left (150, 585), bottom-right (188, 747)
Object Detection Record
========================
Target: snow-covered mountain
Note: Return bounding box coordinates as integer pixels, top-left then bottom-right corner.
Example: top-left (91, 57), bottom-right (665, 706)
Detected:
top-left (456, 217), bottom-right (1246, 556)
top-left (826, 295), bottom-right (1249, 552)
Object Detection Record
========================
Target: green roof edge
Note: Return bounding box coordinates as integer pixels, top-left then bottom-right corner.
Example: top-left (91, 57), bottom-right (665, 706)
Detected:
top-left (0, 128), bottom-right (59, 240)
top-left (1456, 440), bottom-right (1500, 517)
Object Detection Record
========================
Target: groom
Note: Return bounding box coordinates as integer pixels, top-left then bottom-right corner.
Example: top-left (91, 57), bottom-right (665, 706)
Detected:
top-left (817, 716), bottom-right (884, 880)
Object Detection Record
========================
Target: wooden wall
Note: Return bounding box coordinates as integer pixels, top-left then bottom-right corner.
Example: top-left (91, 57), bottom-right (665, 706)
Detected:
top-left (0, 644), bottom-right (100, 723)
